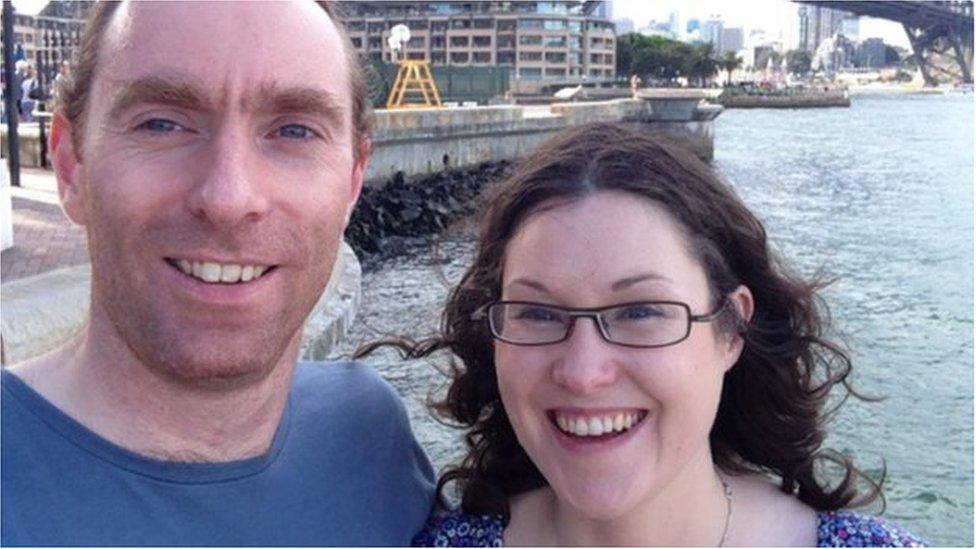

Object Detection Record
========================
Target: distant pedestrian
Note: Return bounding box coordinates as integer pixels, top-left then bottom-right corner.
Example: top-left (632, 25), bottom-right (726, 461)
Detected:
top-left (52, 60), bottom-right (71, 105)
top-left (629, 73), bottom-right (641, 99)
top-left (18, 62), bottom-right (38, 122)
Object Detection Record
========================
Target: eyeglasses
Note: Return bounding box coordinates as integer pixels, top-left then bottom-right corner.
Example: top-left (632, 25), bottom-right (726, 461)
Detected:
top-left (471, 300), bottom-right (726, 348)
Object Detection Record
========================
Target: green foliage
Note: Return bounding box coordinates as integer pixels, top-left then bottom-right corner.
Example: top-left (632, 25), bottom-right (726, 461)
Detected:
top-left (719, 50), bottom-right (743, 85)
top-left (615, 32), bottom-right (721, 85)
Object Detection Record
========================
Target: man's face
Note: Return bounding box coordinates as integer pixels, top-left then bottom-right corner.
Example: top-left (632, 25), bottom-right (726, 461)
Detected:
top-left (61, 1), bottom-right (364, 384)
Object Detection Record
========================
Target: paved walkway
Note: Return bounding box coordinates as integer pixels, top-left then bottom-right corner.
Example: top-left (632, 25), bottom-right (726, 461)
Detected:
top-left (1, 168), bottom-right (88, 283)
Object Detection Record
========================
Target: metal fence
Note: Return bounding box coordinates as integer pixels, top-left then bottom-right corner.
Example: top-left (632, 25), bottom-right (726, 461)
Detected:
top-left (362, 60), bottom-right (511, 107)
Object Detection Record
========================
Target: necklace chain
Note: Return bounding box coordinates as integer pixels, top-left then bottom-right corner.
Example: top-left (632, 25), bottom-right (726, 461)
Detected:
top-left (717, 477), bottom-right (734, 547)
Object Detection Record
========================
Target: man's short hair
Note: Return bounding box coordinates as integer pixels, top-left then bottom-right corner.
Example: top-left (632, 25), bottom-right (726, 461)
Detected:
top-left (54, 1), bottom-right (372, 161)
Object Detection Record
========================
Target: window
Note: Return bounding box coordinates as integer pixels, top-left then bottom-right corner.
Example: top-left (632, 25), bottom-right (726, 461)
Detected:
top-left (431, 51), bottom-right (446, 64)
top-left (368, 37), bottom-right (382, 49)
top-left (473, 35), bottom-right (492, 47)
top-left (545, 52), bottom-right (567, 63)
top-left (431, 36), bottom-right (446, 48)
top-left (473, 51), bottom-right (491, 63)
top-left (407, 20), bottom-right (427, 30)
top-left (347, 21), bottom-right (365, 31)
top-left (545, 67), bottom-right (566, 77)
top-left (474, 18), bottom-right (493, 29)
top-left (568, 21), bottom-right (582, 32)
top-left (590, 53), bottom-right (601, 64)
top-left (544, 35), bottom-right (566, 47)
top-left (497, 20), bottom-right (516, 31)
top-left (497, 34), bottom-right (515, 48)
top-left (590, 37), bottom-right (603, 48)
top-left (519, 68), bottom-right (543, 80)
top-left (590, 68), bottom-right (602, 77)
top-left (497, 51), bottom-right (515, 64)
top-left (451, 19), bottom-right (471, 29)
top-left (431, 21), bottom-right (448, 32)
top-left (450, 36), bottom-right (470, 47)
top-left (408, 36), bottom-right (425, 48)
top-left (407, 52), bottom-right (426, 60)
top-left (368, 22), bottom-right (384, 32)
top-left (519, 35), bottom-right (542, 46)
top-left (519, 51), bottom-right (543, 61)
top-left (519, 19), bottom-right (544, 29)
top-left (604, 53), bottom-right (613, 65)
top-left (450, 51), bottom-right (470, 63)
top-left (544, 19), bottom-right (568, 30)
top-left (350, 37), bottom-right (363, 48)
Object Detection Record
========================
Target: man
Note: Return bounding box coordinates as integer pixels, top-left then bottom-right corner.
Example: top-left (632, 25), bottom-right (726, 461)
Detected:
top-left (1, 2), bottom-right (434, 545)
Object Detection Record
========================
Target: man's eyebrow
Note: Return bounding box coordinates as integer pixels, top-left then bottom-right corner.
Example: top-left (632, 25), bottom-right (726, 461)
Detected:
top-left (251, 85), bottom-right (348, 129)
top-left (108, 76), bottom-right (211, 119)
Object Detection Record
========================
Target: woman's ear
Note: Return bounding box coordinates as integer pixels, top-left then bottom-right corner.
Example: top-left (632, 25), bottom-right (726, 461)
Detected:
top-left (722, 284), bottom-right (754, 372)
top-left (50, 113), bottom-right (87, 226)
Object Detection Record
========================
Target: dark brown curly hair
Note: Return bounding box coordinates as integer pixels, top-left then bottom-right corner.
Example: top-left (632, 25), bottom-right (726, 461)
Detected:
top-left (362, 122), bottom-right (882, 524)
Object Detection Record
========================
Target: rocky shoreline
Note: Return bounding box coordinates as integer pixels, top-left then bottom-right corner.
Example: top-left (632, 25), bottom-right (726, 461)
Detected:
top-left (344, 161), bottom-right (511, 269)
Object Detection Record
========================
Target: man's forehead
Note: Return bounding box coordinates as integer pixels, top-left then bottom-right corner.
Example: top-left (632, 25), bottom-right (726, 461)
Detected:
top-left (98, 0), bottom-right (349, 94)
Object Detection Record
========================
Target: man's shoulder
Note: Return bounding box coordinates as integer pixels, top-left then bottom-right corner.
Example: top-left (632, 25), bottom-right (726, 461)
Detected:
top-left (290, 361), bottom-right (408, 425)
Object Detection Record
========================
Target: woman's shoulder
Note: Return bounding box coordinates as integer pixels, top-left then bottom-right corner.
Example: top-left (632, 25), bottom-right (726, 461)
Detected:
top-left (816, 510), bottom-right (928, 547)
top-left (412, 507), bottom-right (505, 547)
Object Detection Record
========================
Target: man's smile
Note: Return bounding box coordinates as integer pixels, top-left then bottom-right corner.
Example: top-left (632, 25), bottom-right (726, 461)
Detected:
top-left (166, 258), bottom-right (277, 284)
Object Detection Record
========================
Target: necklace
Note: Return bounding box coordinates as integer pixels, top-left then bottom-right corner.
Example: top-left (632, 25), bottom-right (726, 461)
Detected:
top-left (717, 478), bottom-right (734, 547)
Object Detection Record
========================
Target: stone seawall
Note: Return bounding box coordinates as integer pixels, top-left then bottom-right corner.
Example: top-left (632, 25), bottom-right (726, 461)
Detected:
top-left (719, 90), bottom-right (850, 108)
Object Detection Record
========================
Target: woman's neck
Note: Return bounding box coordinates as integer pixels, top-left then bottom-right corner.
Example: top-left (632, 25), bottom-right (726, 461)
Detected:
top-left (508, 449), bottom-right (732, 547)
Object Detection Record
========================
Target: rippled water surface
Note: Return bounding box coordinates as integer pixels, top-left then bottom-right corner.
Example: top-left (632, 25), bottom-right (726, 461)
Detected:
top-left (330, 93), bottom-right (973, 546)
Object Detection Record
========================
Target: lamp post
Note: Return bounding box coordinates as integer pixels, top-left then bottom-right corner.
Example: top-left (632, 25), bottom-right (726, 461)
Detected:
top-left (2, 0), bottom-right (20, 187)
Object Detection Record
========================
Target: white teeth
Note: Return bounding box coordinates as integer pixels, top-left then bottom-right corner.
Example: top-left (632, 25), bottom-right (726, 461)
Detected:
top-left (555, 411), bottom-right (645, 437)
top-left (174, 259), bottom-right (271, 284)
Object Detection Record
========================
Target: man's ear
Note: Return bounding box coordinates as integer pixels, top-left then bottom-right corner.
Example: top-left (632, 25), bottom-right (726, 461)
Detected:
top-left (344, 136), bottom-right (370, 226)
top-left (50, 113), bottom-right (87, 226)
top-left (722, 284), bottom-right (754, 372)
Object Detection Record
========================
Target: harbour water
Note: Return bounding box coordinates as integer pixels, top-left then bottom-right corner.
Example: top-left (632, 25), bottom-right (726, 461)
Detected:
top-left (330, 93), bottom-right (973, 546)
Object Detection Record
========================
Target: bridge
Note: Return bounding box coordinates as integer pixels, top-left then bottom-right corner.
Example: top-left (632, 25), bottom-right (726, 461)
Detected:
top-left (798, 1), bottom-right (973, 86)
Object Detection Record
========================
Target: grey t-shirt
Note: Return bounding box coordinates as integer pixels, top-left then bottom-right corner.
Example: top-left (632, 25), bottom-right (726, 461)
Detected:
top-left (1, 362), bottom-right (435, 546)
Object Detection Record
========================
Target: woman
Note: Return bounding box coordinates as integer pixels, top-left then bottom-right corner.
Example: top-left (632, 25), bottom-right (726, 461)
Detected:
top-left (397, 123), bottom-right (925, 546)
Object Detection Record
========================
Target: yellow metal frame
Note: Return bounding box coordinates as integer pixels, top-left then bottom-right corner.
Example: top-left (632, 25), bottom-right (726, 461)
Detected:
top-left (385, 60), bottom-right (443, 109)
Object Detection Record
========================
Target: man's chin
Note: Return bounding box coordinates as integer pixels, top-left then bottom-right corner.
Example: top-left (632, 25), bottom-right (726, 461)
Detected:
top-left (133, 343), bottom-right (296, 392)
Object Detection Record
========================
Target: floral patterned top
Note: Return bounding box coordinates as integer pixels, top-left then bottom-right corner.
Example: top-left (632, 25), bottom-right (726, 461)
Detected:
top-left (412, 508), bottom-right (927, 547)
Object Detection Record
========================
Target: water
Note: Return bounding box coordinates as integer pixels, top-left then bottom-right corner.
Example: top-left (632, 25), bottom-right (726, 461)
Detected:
top-left (330, 93), bottom-right (974, 546)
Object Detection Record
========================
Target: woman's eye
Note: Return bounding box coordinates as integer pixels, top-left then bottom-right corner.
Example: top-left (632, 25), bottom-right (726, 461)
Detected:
top-left (137, 118), bottom-right (182, 133)
top-left (514, 306), bottom-right (562, 323)
top-left (275, 124), bottom-right (317, 140)
top-left (613, 304), bottom-right (664, 322)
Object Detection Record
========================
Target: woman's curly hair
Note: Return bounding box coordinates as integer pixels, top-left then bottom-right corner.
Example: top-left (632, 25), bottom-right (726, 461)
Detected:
top-left (362, 122), bottom-right (882, 524)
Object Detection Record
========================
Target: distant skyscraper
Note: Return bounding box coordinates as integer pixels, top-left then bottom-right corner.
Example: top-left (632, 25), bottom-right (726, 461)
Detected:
top-left (721, 27), bottom-right (744, 54)
top-left (668, 11), bottom-right (682, 39)
top-left (841, 15), bottom-right (859, 41)
top-left (686, 18), bottom-right (700, 34)
top-left (702, 15), bottom-right (723, 50)
top-left (798, 5), bottom-right (844, 52)
top-left (615, 17), bottom-right (635, 35)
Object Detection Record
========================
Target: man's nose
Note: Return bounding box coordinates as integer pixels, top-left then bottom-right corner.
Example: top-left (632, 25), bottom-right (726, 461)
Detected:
top-left (187, 125), bottom-right (271, 228)
top-left (550, 317), bottom-right (620, 395)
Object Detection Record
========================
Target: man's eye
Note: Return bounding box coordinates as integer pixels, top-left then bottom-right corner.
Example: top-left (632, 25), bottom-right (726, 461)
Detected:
top-left (137, 118), bottom-right (182, 133)
top-left (275, 124), bottom-right (317, 140)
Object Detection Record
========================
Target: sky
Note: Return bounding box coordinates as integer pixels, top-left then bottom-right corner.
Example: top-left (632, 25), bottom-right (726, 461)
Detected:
top-left (611, 0), bottom-right (911, 49)
top-left (12, 0), bottom-right (911, 49)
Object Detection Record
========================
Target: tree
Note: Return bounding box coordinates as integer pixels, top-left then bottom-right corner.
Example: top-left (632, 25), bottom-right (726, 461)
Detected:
top-left (684, 42), bottom-right (719, 87)
top-left (718, 50), bottom-right (743, 85)
top-left (786, 49), bottom-right (812, 75)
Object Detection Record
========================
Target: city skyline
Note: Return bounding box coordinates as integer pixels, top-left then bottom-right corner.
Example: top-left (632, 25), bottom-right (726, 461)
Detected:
top-left (611, 0), bottom-right (911, 49)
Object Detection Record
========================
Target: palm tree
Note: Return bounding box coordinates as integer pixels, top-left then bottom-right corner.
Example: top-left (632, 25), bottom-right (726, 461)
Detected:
top-left (685, 42), bottom-right (719, 87)
top-left (719, 50), bottom-right (743, 86)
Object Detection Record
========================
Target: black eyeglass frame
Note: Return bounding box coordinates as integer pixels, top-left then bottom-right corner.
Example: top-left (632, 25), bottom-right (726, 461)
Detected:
top-left (471, 300), bottom-right (728, 349)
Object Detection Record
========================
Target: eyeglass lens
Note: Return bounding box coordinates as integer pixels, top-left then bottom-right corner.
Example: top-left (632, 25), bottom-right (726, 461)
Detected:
top-left (488, 302), bottom-right (692, 347)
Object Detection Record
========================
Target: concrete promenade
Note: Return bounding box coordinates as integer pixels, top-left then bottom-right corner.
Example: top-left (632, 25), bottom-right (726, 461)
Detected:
top-left (1, 168), bottom-right (87, 283)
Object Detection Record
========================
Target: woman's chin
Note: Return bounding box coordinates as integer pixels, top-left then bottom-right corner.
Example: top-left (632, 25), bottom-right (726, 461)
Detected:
top-left (556, 484), bottom-right (640, 522)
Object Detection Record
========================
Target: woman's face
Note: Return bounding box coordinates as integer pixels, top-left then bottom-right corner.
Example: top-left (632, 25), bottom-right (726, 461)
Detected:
top-left (495, 190), bottom-right (750, 520)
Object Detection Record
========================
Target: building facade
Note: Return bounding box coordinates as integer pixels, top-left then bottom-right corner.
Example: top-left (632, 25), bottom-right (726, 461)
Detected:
top-left (2, 1), bottom-right (89, 92)
top-left (798, 5), bottom-right (845, 52)
top-left (338, 1), bottom-right (616, 94)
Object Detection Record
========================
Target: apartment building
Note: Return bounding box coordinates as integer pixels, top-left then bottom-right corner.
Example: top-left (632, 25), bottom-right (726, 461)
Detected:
top-left (338, 1), bottom-right (617, 94)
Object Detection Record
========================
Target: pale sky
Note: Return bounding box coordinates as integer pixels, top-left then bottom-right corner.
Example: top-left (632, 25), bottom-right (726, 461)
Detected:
top-left (611, 0), bottom-right (911, 49)
top-left (12, 0), bottom-right (911, 49)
